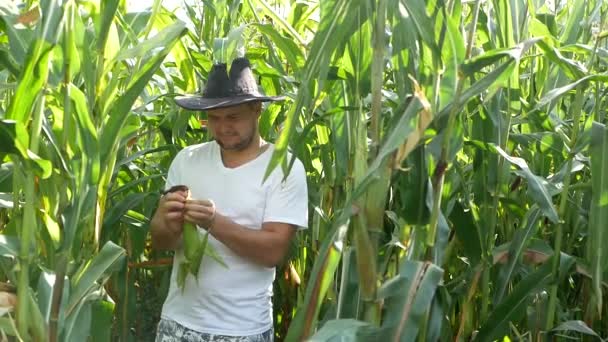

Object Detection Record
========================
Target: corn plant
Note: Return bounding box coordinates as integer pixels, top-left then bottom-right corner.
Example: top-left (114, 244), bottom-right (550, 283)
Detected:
top-left (0, 0), bottom-right (187, 340)
top-left (1, 0), bottom-right (608, 341)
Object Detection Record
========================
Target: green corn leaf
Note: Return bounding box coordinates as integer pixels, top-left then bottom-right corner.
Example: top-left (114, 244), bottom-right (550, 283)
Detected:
top-left (560, 0), bottom-right (585, 44)
top-left (90, 300), bottom-right (114, 342)
top-left (335, 248), bottom-right (360, 319)
top-left (536, 40), bottom-right (586, 81)
top-left (114, 14), bottom-right (189, 63)
top-left (249, 0), bottom-right (306, 47)
top-left (438, 6), bottom-right (465, 110)
top-left (115, 145), bottom-right (174, 172)
top-left (61, 299), bottom-right (92, 342)
top-left (41, 115), bottom-right (71, 176)
top-left (6, 0), bottom-right (63, 124)
top-left (450, 201), bottom-right (484, 267)
top-left (213, 25), bottom-right (248, 64)
top-left (398, 147), bottom-right (431, 226)
top-left (24, 289), bottom-right (47, 342)
top-left (431, 206), bottom-right (451, 266)
top-left (265, 0), bottom-right (368, 181)
top-left (177, 262), bottom-right (189, 293)
top-left (535, 74), bottom-right (608, 109)
top-left (588, 122), bottom-right (608, 315)
top-left (476, 259), bottom-right (554, 341)
top-left (399, 0), bottom-right (441, 61)
top-left (309, 319), bottom-right (380, 341)
top-left (0, 235), bottom-right (19, 257)
top-left (0, 120), bottom-right (52, 178)
top-left (352, 210), bottom-right (377, 300)
top-left (439, 38), bottom-right (541, 118)
top-left (476, 253), bottom-right (574, 341)
top-left (97, 0), bottom-right (120, 52)
top-left (494, 206), bottom-right (543, 304)
top-left (353, 90), bottom-right (430, 199)
top-left (102, 193), bottom-right (150, 230)
top-left (253, 23), bottom-right (305, 69)
top-left (0, 318), bottom-right (17, 338)
top-left (0, 47), bottom-right (20, 76)
top-left (156, 10), bottom-right (196, 92)
top-left (62, 185), bottom-right (97, 251)
top-left (69, 84), bottom-right (100, 184)
top-left (286, 222), bottom-right (349, 341)
top-left (0, 3), bottom-right (35, 63)
top-left (378, 261), bottom-right (444, 341)
top-left (0, 120), bottom-right (28, 155)
top-left (0, 193), bottom-right (13, 210)
top-left (99, 21), bottom-right (187, 168)
top-left (493, 0), bottom-right (516, 48)
top-left (492, 144), bottom-right (559, 223)
top-left (108, 174), bottom-right (165, 198)
top-left (36, 271), bottom-right (57, 322)
top-left (65, 241), bottom-right (126, 318)
top-left (551, 320), bottom-right (602, 340)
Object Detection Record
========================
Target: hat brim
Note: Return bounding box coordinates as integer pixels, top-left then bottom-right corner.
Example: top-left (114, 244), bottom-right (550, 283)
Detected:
top-left (174, 94), bottom-right (285, 111)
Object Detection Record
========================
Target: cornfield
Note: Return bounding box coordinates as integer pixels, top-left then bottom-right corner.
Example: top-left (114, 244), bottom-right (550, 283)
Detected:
top-left (0, 0), bottom-right (607, 341)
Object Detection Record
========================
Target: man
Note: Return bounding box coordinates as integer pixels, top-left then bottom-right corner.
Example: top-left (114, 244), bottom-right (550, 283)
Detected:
top-left (151, 57), bottom-right (308, 342)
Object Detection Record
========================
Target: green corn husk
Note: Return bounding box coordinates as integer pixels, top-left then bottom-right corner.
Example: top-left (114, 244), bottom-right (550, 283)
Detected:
top-left (177, 220), bottom-right (205, 291)
top-left (165, 185), bottom-right (226, 292)
top-left (182, 221), bottom-right (199, 261)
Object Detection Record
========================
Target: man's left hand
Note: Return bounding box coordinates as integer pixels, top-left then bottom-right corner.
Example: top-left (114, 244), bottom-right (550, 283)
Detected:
top-left (184, 199), bottom-right (216, 230)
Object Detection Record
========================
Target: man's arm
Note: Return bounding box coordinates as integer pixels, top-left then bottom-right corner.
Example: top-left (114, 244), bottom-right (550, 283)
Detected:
top-left (212, 215), bottom-right (296, 268)
top-left (150, 191), bottom-right (187, 251)
top-left (183, 201), bottom-right (296, 267)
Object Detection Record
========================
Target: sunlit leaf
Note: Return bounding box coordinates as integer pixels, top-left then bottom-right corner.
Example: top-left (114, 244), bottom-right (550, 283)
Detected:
top-left (588, 123), bottom-right (608, 315)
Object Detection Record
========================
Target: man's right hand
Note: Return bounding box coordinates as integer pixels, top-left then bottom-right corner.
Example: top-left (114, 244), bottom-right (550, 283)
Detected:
top-left (151, 189), bottom-right (188, 250)
top-left (160, 190), bottom-right (188, 229)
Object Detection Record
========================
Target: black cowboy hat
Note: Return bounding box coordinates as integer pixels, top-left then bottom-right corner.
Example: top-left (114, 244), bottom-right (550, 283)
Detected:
top-left (174, 57), bottom-right (285, 111)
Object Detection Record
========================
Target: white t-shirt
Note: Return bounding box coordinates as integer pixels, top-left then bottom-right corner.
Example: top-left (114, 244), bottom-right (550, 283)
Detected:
top-left (160, 141), bottom-right (308, 336)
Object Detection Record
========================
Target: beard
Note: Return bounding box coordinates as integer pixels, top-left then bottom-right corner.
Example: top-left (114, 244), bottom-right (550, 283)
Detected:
top-left (215, 128), bottom-right (255, 151)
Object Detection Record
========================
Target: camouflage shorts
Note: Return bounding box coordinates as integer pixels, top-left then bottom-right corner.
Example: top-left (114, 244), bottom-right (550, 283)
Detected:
top-left (155, 319), bottom-right (274, 342)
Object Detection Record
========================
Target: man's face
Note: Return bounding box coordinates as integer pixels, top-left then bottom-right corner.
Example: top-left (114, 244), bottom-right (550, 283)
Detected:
top-left (206, 102), bottom-right (261, 151)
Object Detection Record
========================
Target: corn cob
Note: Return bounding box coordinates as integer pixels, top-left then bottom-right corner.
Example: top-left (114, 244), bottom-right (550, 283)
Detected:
top-left (164, 185), bottom-right (226, 291)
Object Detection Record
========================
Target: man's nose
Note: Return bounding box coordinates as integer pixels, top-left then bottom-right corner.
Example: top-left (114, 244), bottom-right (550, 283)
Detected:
top-left (217, 123), bottom-right (233, 134)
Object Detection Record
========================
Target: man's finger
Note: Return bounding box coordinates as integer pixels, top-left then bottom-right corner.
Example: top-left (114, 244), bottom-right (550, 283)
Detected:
top-left (185, 208), bottom-right (213, 219)
top-left (163, 192), bottom-right (187, 202)
top-left (163, 200), bottom-right (185, 212)
top-left (186, 199), bottom-right (214, 207)
top-left (184, 203), bottom-right (214, 214)
top-left (184, 210), bottom-right (212, 222)
top-left (166, 211), bottom-right (184, 220)
top-left (184, 213), bottom-right (204, 225)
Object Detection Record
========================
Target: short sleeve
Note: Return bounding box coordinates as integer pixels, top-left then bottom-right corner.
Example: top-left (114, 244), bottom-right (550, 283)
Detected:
top-left (263, 159), bottom-right (308, 229)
